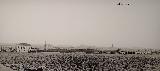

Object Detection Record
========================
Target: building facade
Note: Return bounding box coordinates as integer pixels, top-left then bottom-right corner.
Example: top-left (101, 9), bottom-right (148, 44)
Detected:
top-left (16, 43), bottom-right (32, 52)
top-left (0, 44), bottom-right (16, 52)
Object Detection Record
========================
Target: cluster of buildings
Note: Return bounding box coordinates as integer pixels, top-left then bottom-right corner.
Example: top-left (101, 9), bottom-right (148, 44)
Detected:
top-left (0, 43), bottom-right (159, 54)
top-left (0, 43), bottom-right (37, 52)
top-left (118, 48), bottom-right (155, 54)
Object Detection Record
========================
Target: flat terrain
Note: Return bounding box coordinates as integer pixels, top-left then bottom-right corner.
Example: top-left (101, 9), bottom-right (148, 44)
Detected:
top-left (0, 64), bottom-right (16, 71)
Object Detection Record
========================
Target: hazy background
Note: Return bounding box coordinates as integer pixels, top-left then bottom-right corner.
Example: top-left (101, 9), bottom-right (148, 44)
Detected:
top-left (0, 0), bottom-right (160, 48)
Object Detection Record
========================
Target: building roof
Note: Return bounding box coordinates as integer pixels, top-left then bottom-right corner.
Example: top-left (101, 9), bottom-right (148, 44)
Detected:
top-left (18, 43), bottom-right (31, 46)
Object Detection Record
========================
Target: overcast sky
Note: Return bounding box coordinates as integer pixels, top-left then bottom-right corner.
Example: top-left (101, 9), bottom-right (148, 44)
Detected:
top-left (0, 0), bottom-right (160, 48)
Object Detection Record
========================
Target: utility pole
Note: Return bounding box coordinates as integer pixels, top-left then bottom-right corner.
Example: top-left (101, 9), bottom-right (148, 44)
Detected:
top-left (44, 41), bottom-right (47, 51)
top-left (112, 44), bottom-right (114, 48)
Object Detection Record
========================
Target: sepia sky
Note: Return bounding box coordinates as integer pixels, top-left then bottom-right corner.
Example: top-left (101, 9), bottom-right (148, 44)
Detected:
top-left (0, 0), bottom-right (160, 48)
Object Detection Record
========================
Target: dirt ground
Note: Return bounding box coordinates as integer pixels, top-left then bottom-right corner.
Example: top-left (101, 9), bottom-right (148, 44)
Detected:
top-left (0, 64), bottom-right (16, 71)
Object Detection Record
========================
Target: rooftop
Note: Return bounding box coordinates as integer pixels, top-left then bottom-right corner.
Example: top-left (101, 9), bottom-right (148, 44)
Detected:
top-left (18, 43), bottom-right (31, 46)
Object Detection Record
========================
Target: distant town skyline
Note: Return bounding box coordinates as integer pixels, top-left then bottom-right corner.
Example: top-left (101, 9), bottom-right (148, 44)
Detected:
top-left (0, 0), bottom-right (160, 49)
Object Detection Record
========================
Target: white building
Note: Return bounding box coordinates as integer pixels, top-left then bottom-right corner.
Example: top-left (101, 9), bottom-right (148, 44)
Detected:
top-left (16, 43), bottom-right (32, 52)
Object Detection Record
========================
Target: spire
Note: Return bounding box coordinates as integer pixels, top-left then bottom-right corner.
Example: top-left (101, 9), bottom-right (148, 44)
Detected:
top-left (44, 41), bottom-right (47, 51)
top-left (112, 44), bottom-right (114, 47)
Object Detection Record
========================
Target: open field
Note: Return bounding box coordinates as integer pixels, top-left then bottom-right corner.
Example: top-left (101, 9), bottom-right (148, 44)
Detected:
top-left (0, 52), bottom-right (160, 71)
